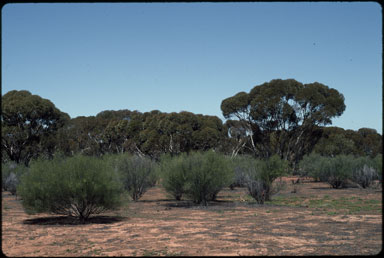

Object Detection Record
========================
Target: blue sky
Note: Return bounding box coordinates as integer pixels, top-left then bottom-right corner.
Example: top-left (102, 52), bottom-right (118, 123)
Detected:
top-left (2, 2), bottom-right (382, 133)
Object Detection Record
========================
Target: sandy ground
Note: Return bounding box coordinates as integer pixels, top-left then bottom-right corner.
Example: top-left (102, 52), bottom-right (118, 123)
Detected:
top-left (1, 177), bottom-right (382, 256)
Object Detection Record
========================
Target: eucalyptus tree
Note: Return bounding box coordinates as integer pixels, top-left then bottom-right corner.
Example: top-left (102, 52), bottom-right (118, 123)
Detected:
top-left (313, 127), bottom-right (358, 157)
top-left (313, 126), bottom-right (382, 158)
top-left (356, 128), bottom-right (382, 157)
top-left (221, 79), bottom-right (346, 165)
top-left (56, 116), bottom-right (108, 156)
top-left (1, 90), bottom-right (69, 165)
top-left (136, 111), bottom-right (227, 159)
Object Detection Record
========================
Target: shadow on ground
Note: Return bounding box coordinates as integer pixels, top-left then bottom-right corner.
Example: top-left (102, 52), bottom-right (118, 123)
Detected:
top-left (23, 215), bottom-right (127, 226)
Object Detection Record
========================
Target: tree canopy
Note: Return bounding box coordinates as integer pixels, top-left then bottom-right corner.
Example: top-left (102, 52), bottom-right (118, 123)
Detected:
top-left (221, 79), bottom-right (346, 165)
top-left (1, 90), bottom-right (69, 165)
top-left (2, 82), bottom-right (381, 165)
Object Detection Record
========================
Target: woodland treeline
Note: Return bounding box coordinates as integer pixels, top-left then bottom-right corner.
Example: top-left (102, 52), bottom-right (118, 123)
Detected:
top-left (2, 79), bottom-right (382, 167)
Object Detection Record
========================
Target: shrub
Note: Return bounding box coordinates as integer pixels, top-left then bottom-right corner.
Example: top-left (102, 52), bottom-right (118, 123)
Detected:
top-left (318, 155), bottom-right (354, 189)
top-left (158, 153), bottom-right (189, 200)
top-left (2, 162), bottom-right (28, 195)
top-left (298, 153), bottom-right (328, 181)
top-left (114, 154), bottom-right (157, 201)
top-left (243, 160), bottom-right (267, 204)
top-left (243, 155), bottom-right (289, 204)
top-left (17, 155), bottom-right (124, 223)
top-left (229, 155), bottom-right (253, 190)
top-left (351, 156), bottom-right (378, 188)
top-left (182, 151), bottom-right (233, 206)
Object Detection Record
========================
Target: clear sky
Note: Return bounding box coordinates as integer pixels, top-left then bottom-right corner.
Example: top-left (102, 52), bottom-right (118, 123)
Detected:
top-left (2, 2), bottom-right (382, 133)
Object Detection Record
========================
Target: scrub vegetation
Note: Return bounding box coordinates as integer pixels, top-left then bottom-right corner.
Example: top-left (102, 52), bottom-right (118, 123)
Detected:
top-left (2, 79), bottom-right (382, 229)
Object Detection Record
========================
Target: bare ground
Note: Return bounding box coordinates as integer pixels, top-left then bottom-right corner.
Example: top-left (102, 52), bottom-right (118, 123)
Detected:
top-left (1, 177), bottom-right (382, 256)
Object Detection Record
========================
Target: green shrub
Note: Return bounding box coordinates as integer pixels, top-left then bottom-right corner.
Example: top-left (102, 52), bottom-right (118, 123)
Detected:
top-left (243, 155), bottom-right (289, 204)
top-left (300, 153), bottom-right (381, 189)
top-left (183, 151), bottom-right (233, 205)
top-left (114, 154), bottom-right (157, 201)
top-left (298, 153), bottom-right (328, 181)
top-left (17, 155), bottom-right (124, 223)
top-left (160, 151), bottom-right (233, 205)
top-left (319, 155), bottom-right (354, 189)
top-left (158, 153), bottom-right (189, 200)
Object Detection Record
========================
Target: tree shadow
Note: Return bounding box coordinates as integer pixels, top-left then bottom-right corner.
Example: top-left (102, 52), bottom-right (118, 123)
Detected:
top-left (23, 215), bottom-right (127, 226)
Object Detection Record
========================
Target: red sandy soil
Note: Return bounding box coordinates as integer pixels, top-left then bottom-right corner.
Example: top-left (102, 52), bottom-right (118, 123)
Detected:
top-left (1, 177), bottom-right (382, 256)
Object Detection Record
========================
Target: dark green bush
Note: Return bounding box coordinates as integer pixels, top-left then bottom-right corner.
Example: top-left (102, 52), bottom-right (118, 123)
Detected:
top-left (160, 151), bottom-right (233, 205)
top-left (114, 154), bottom-right (157, 201)
top-left (17, 155), bottom-right (124, 223)
top-left (159, 153), bottom-right (189, 200)
top-left (318, 155), bottom-right (354, 189)
top-left (298, 153), bottom-right (328, 181)
top-left (183, 151), bottom-right (233, 205)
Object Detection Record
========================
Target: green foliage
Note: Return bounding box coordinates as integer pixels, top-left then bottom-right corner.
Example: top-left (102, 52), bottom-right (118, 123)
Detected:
top-left (17, 155), bottom-right (124, 223)
top-left (262, 155), bottom-right (290, 184)
top-left (243, 155), bottom-right (289, 204)
top-left (160, 151), bottom-right (233, 205)
top-left (1, 90), bottom-right (69, 165)
top-left (158, 153), bottom-right (189, 200)
top-left (316, 155), bottom-right (355, 189)
top-left (114, 154), bottom-right (157, 201)
top-left (299, 153), bottom-right (329, 181)
top-left (221, 79), bottom-right (346, 164)
top-left (183, 151), bottom-right (233, 205)
top-left (313, 133), bottom-right (357, 156)
top-left (56, 109), bottom-right (228, 159)
top-left (300, 154), bottom-right (381, 189)
top-left (312, 126), bottom-right (382, 158)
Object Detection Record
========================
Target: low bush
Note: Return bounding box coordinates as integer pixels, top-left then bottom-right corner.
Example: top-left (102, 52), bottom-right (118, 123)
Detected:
top-left (242, 159), bottom-right (267, 204)
top-left (183, 151), bottom-right (233, 205)
top-left (243, 155), bottom-right (289, 204)
top-left (351, 156), bottom-right (378, 188)
top-left (318, 155), bottom-right (354, 189)
top-left (298, 153), bottom-right (328, 181)
top-left (17, 155), bottom-right (124, 223)
top-left (300, 154), bottom-right (381, 189)
top-left (160, 151), bottom-right (233, 205)
top-left (114, 154), bottom-right (157, 201)
top-left (229, 155), bottom-right (253, 190)
top-left (158, 153), bottom-right (189, 200)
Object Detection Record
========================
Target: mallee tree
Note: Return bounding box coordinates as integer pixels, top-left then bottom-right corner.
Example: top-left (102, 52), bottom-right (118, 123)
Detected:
top-left (1, 90), bottom-right (69, 165)
top-left (221, 79), bottom-right (346, 166)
